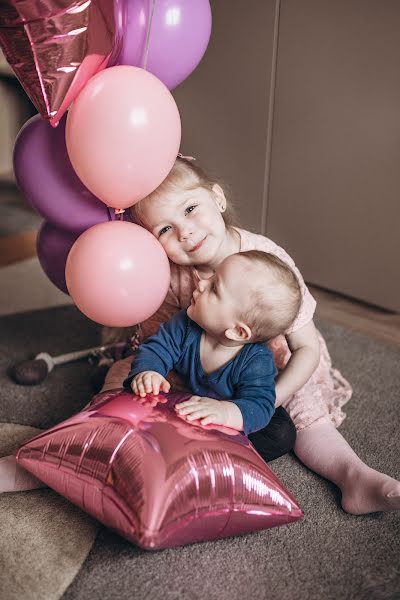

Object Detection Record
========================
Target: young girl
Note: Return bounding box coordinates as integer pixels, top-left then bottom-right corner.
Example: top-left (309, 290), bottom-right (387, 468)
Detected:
top-left (99, 155), bottom-right (400, 515)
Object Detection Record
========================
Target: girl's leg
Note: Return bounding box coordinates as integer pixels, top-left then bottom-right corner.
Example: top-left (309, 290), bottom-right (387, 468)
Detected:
top-left (0, 455), bottom-right (46, 493)
top-left (294, 422), bottom-right (400, 514)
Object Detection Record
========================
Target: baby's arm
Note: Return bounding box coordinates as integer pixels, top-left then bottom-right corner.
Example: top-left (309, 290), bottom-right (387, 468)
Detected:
top-left (231, 349), bottom-right (277, 434)
top-left (132, 371), bottom-right (170, 397)
top-left (275, 320), bottom-right (320, 406)
top-left (176, 396), bottom-right (244, 430)
top-left (123, 310), bottom-right (188, 392)
top-left (176, 348), bottom-right (276, 434)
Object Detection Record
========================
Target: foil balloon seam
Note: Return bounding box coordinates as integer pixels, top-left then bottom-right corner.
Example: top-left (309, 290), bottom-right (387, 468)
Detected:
top-left (107, 428), bottom-right (134, 471)
top-left (102, 481), bottom-right (139, 534)
top-left (22, 25), bottom-right (51, 115)
top-left (138, 508), bottom-right (230, 547)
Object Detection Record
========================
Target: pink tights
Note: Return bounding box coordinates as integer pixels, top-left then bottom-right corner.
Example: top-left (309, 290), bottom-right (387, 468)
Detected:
top-left (294, 422), bottom-right (400, 514)
top-left (0, 455), bottom-right (45, 493)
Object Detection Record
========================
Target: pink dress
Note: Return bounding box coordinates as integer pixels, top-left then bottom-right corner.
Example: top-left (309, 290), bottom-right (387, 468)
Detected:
top-left (104, 228), bottom-right (353, 431)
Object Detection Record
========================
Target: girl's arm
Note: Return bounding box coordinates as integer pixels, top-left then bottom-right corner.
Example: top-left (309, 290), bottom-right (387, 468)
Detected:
top-left (274, 320), bottom-right (320, 407)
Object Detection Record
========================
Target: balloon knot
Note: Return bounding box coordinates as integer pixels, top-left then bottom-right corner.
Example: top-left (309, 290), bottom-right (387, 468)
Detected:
top-left (177, 153), bottom-right (196, 162)
top-left (115, 208), bottom-right (125, 215)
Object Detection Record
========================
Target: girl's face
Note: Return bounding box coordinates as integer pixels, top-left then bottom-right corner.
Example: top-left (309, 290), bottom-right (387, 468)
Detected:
top-left (139, 185), bottom-right (228, 267)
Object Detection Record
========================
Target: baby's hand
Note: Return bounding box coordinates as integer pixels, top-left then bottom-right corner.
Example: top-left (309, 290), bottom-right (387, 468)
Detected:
top-left (175, 396), bottom-right (243, 430)
top-left (131, 371), bottom-right (170, 398)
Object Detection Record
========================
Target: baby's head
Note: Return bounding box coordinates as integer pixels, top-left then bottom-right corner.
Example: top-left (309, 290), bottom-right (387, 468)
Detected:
top-left (187, 250), bottom-right (302, 344)
top-left (130, 157), bottom-right (237, 266)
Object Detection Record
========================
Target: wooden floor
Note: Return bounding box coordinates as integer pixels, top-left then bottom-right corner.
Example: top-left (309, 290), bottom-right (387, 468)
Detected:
top-left (1, 230), bottom-right (399, 349)
top-left (0, 230), bottom-right (37, 267)
top-left (309, 286), bottom-right (400, 349)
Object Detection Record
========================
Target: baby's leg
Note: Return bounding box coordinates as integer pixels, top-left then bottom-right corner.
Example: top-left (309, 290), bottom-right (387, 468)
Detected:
top-left (248, 407), bottom-right (296, 462)
top-left (294, 422), bottom-right (400, 514)
top-left (0, 455), bottom-right (46, 493)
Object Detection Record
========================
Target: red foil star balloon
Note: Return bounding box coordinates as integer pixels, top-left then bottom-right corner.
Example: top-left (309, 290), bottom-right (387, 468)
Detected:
top-left (16, 390), bottom-right (303, 549)
top-left (0, 0), bottom-right (122, 126)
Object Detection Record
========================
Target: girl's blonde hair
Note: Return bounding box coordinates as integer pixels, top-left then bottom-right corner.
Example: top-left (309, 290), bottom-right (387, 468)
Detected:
top-left (130, 156), bottom-right (237, 229)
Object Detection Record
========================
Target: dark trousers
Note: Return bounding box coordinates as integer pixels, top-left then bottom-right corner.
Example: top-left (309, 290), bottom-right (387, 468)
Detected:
top-left (248, 406), bottom-right (296, 463)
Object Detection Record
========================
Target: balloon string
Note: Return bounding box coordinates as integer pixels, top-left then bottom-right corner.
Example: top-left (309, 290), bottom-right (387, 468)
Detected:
top-left (115, 208), bottom-right (125, 220)
top-left (142, 0), bottom-right (156, 70)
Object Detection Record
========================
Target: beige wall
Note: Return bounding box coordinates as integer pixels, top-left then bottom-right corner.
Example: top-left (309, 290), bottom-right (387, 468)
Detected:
top-left (174, 0), bottom-right (400, 312)
top-left (174, 0), bottom-right (279, 234)
top-left (267, 0), bottom-right (400, 312)
top-left (0, 50), bottom-right (34, 182)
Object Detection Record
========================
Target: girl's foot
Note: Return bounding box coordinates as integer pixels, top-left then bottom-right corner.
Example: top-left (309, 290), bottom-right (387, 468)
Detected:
top-left (341, 466), bottom-right (400, 515)
top-left (0, 455), bottom-right (46, 493)
top-left (295, 423), bottom-right (400, 515)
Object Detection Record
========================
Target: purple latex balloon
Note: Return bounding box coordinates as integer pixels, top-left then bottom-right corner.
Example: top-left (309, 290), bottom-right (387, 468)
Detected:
top-left (116, 0), bottom-right (212, 90)
top-left (13, 114), bottom-right (113, 233)
top-left (37, 221), bottom-right (80, 294)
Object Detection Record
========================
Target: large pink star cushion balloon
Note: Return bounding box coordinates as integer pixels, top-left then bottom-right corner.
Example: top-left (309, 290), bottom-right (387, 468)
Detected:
top-left (0, 0), bottom-right (119, 126)
top-left (16, 390), bottom-right (303, 550)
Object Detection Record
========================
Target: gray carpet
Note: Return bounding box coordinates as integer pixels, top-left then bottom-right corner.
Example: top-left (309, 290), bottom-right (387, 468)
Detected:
top-left (0, 423), bottom-right (99, 600)
top-left (1, 306), bottom-right (399, 600)
top-left (0, 306), bottom-right (100, 428)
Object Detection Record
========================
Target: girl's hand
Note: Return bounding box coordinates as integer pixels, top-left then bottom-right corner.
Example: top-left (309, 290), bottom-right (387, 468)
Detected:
top-left (175, 396), bottom-right (243, 430)
top-left (131, 371), bottom-right (170, 397)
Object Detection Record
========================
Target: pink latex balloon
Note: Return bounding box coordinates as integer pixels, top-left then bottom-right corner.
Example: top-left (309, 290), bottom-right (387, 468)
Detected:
top-left (65, 221), bottom-right (170, 327)
top-left (65, 65), bottom-right (181, 209)
top-left (16, 390), bottom-right (303, 550)
top-left (0, 0), bottom-right (121, 126)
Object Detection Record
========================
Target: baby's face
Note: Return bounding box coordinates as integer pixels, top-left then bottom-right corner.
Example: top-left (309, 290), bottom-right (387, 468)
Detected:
top-left (187, 254), bottom-right (252, 340)
top-left (139, 186), bottom-right (227, 267)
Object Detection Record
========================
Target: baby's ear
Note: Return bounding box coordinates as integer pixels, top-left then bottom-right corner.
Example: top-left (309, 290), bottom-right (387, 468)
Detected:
top-left (212, 184), bottom-right (227, 212)
top-left (225, 322), bottom-right (252, 343)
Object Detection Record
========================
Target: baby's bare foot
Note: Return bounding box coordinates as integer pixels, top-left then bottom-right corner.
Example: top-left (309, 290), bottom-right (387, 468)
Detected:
top-left (341, 467), bottom-right (400, 515)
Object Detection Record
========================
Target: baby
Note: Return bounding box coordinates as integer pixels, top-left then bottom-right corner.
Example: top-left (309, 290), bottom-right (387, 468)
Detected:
top-left (124, 250), bottom-right (302, 435)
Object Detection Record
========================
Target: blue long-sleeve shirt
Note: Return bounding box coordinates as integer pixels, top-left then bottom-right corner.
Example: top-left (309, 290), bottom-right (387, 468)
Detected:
top-left (123, 310), bottom-right (277, 435)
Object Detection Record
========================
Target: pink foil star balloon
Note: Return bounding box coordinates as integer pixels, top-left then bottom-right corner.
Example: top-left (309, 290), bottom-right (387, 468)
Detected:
top-left (0, 0), bottom-right (122, 126)
top-left (16, 390), bottom-right (303, 550)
